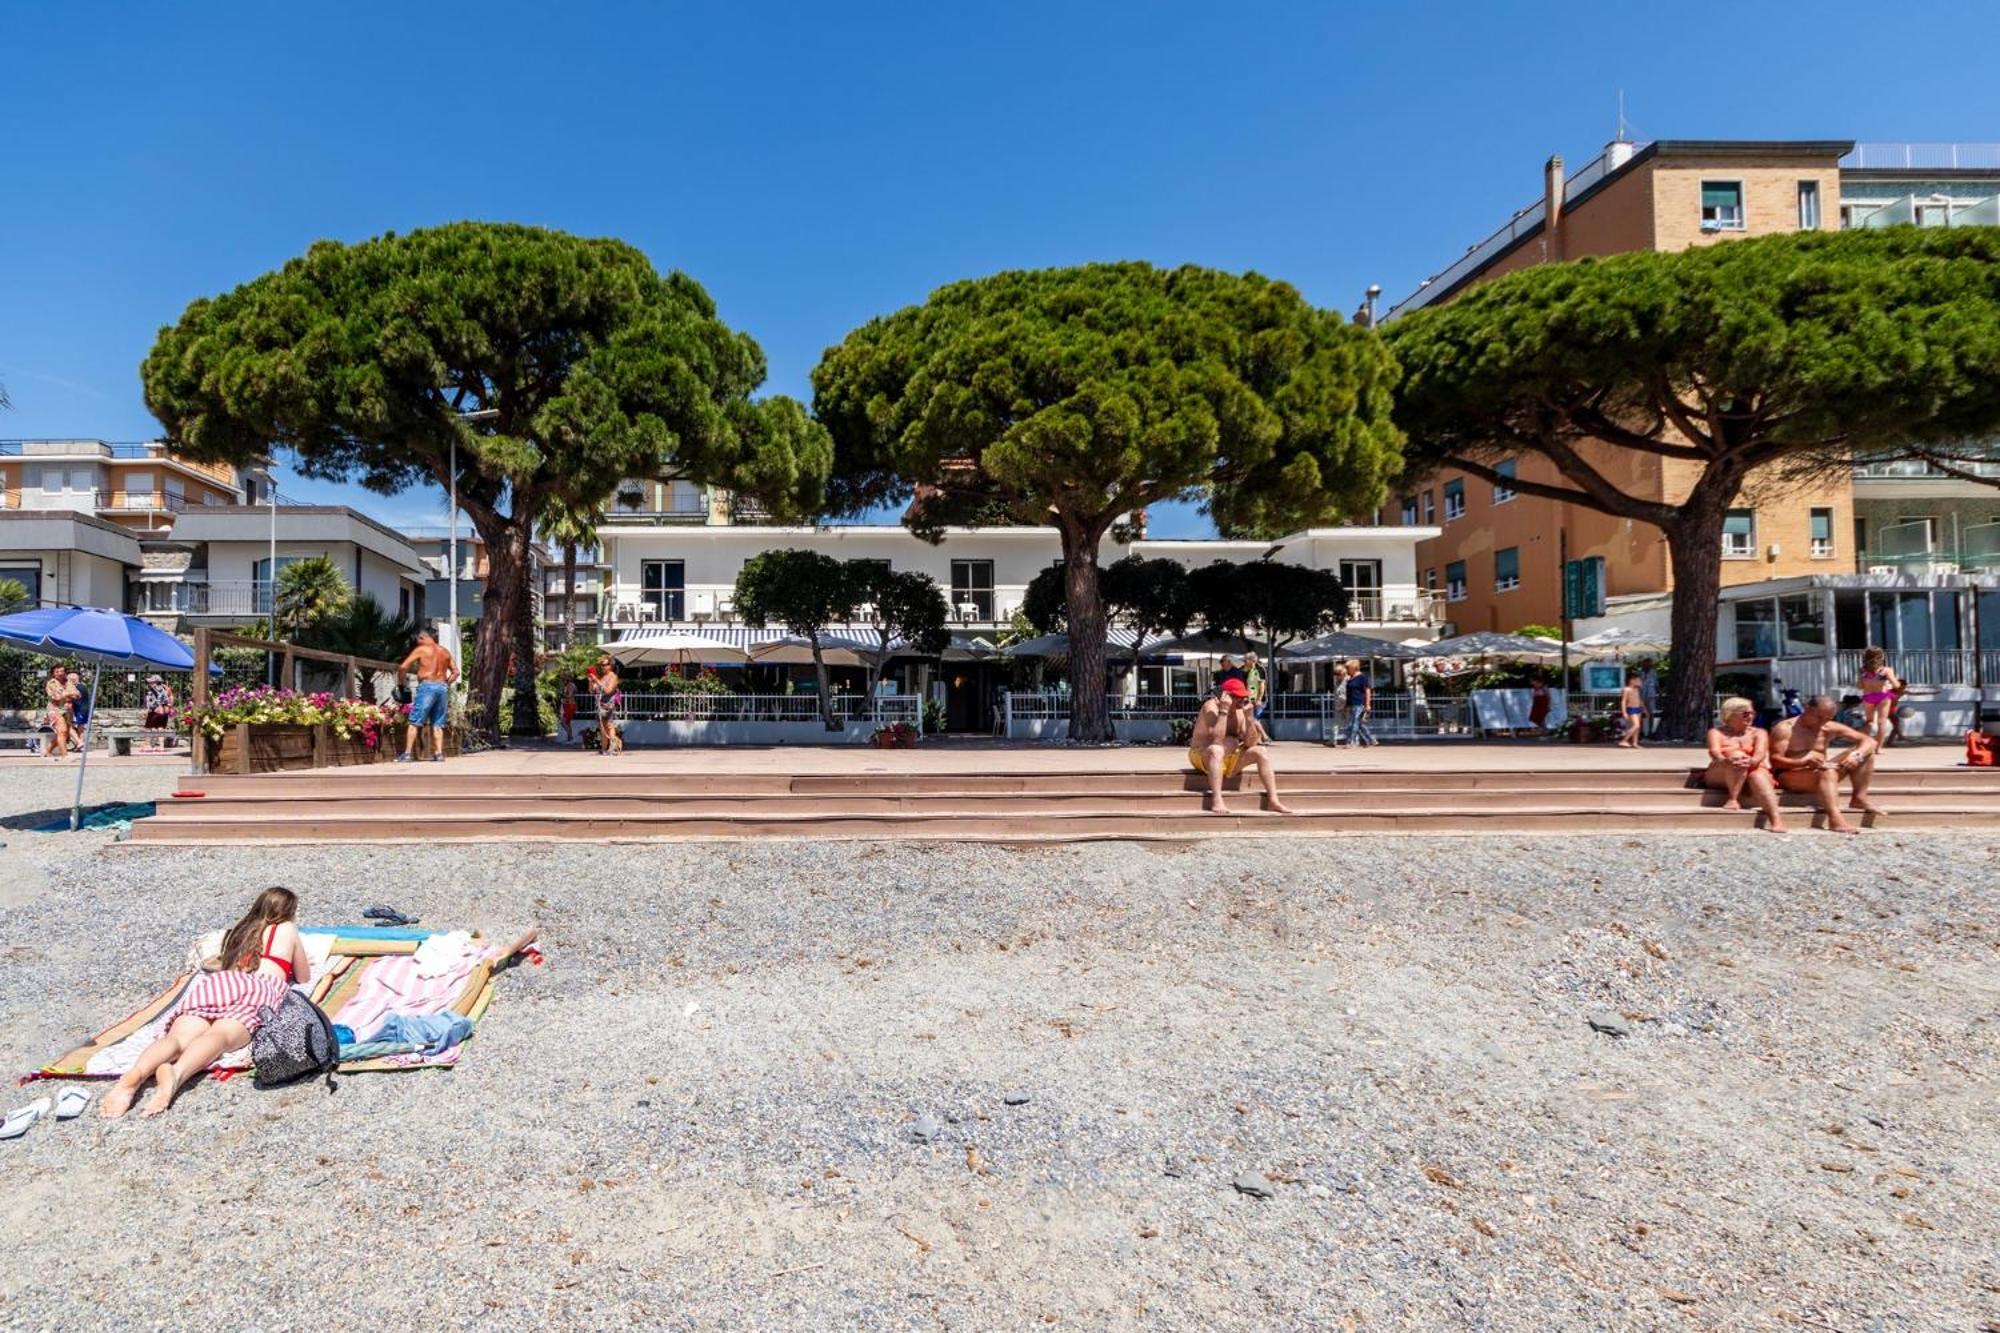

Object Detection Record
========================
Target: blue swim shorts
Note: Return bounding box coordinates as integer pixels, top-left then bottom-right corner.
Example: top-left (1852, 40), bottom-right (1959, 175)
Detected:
top-left (409, 681), bottom-right (450, 727)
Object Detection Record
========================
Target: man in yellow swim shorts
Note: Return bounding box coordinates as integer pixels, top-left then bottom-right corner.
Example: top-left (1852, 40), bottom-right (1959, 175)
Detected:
top-left (1189, 677), bottom-right (1293, 815)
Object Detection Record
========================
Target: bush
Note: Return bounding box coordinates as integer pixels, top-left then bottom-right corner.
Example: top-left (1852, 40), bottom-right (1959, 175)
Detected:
top-left (1167, 717), bottom-right (1195, 746)
top-left (921, 698), bottom-right (945, 734)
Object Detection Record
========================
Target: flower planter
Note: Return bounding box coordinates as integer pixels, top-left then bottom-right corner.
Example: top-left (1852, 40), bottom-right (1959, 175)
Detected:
top-left (202, 722), bottom-right (319, 774)
top-left (316, 725), bottom-right (393, 767)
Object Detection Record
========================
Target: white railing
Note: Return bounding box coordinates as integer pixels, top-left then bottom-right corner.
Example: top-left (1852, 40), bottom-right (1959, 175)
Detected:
top-left (591, 691), bottom-right (920, 727)
top-left (1000, 691), bottom-right (1474, 739)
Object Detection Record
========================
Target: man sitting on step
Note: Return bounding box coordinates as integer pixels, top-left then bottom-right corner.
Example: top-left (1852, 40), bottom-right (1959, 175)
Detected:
top-left (1768, 694), bottom-right (1882, 834)
top-left (1189, 677), bottom-right (1293, 816)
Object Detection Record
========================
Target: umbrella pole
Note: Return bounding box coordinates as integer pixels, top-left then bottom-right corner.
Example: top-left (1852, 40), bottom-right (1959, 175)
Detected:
top-left (70, 659), bottom-right (101, 831)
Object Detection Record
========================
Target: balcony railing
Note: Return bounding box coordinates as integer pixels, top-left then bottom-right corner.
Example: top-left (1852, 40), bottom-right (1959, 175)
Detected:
top-left (607, 498), bottom-right (710, 524)
top-left (1853, 456), bottom-right (2000, 480)
top-left (137, 579), bottom-right (275, 617)
top-left (1857, 533), bottom-right (2000, 574)
top-left (1769, 650), bottom-right (1996, 692)
top-left (96, 489), bottom-right (193, 513)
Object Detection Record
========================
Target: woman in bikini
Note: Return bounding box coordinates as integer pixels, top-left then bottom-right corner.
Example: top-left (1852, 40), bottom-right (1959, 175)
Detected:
top-left (1856, 647), bottom-right (1901, 747)
top-left (101, 887), bottom-right (311, 1119)
top-left (1704, 696), bottom-right (1787, 832)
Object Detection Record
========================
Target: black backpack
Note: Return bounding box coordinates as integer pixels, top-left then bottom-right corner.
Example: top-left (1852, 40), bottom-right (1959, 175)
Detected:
top-left (251, 990), bottom-right (340, 1091)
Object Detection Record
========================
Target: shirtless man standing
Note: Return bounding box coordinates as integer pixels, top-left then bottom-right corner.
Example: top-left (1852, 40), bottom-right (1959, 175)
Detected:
top-left (1768, 694), bottom-right (1882, 834)
top-left (1189, 677), bottom-right (1292, 815)
top-left (395, 629), bottom-right (458, 763)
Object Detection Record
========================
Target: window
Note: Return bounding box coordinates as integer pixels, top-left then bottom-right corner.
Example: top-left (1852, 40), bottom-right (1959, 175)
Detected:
top-left (1797, 180), bottom-right (1821, 230)
top-left (1722, 508), bottom-right (1756, 558)
top-left (251, 555), bottom-right (306, 614)
top-left (1701, 181), bottom-right (1744, 231)
top-left (1780, 593), bottom-right (1826, 656)
top-left (398, 586), bottom-right (413, 621)
top-left (0, 565), bottom-right (42, 606)
top-left (1733, 598), bottom-right (1778, 659)
top-left (1442, 479), bottom-right (1465, 521)
top-left (1809, 507), bottom-right (1835, 558)
top-left (1494, 547), bottom-right (1520, 592)
top-left (1445, 561), bottom-right (1467, 603)
top-left (949, 559), bottom-right (994, 620)
top-left (1423, 567), bottom-right (1437, 591)
top-left (640, 559), bottom-right (685, 620)
top-left (1421, 491), bottom-right (1436, 525)
top-left (1399, 495), bottom-right (1418, 526)
top-left (1491, 459), bottom-right (1516, 504)
top-left (39, 467), bottom-right (59, 495)
top-left (1339, 559), bottom-right (1382, 619)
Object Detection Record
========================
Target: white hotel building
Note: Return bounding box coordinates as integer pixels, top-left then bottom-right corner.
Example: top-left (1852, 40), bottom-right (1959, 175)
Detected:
top-left (565, 479), bottom-right (1444, 732)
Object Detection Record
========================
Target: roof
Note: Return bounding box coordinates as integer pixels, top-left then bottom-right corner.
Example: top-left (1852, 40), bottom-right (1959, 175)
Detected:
top-left (1388, 138), bottom-right (1855, 318)
top-left (0, 509), bottom-right (146, 562)
top-left (169, 505), bottom-right (425, 572)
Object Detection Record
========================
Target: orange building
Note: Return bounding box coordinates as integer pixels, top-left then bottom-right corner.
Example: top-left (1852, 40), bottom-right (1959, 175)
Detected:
top-left (1385, 139), bottom-right (1859, 634)
top-left (0, 438), bottom-right (246, 533)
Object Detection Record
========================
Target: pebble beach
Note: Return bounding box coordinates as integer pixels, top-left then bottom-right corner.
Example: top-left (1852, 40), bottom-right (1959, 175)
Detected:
top-left (0, 762), bottom-right (1995, 1329)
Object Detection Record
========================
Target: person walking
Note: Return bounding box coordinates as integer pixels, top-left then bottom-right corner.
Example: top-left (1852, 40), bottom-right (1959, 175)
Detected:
top-left (1343, 658), bottom-right (1376, 748)
top-left (1243, 652), bottom-right (1267, 720)
top-left (1856, 647), bottom-right (1902, 747)
top-left (142, 674), bottom-right (176, 751)
top-left (559, 675), bottom-right (578, 744)
top-left (42, 665), bottom-right (80, 761)
top-left (1617, 673), bottom-right (1647, 748)
top-left (395, 629), bottom-right (458, 763)
top-left (1327, 660), bottom-right (1351, 746)
top-left (591, 654), bottom-right (624, 756)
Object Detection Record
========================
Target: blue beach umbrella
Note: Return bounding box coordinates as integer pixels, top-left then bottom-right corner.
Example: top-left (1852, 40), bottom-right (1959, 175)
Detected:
top-left (0, 606), bottom-right (199, 829)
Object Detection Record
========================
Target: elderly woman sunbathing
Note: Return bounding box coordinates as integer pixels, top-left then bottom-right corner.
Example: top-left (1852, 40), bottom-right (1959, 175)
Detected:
top-left (1704, 697), bottom-right (1787, 833)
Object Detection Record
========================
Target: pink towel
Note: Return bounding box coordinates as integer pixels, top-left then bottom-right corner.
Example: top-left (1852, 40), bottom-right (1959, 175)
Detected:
top-left (331, 950), bottom-right (483, 1042)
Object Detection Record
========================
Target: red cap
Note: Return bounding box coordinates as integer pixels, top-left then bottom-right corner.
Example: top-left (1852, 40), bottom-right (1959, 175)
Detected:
top-left (1220, 678), bottom-right (1249, 697)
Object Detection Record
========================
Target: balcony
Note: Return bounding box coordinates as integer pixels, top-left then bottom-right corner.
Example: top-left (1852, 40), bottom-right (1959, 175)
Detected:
top-left (1347, 590), bottom-right (1447, 625)
top-left (136, 579), bottom-right (275, 618)
top-left (96, 489), bottom-right (194, 515)
top-left (607, 488), bottom-right (710, 524)
top-left (1857, 525), bottom-right (2000, 575)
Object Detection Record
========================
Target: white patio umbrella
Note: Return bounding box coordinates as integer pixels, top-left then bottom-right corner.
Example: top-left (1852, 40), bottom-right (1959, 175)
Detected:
top-left (1421, 631), bottom-right (1574, 662)
top-left (604, 631), bottom-right (750, 667)
top-left (1572, 626), bottom-right (1671, 655)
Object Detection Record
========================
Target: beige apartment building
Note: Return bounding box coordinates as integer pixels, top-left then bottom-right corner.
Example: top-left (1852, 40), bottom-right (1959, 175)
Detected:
top-left (1386, 138), bottom-right (2000, 635)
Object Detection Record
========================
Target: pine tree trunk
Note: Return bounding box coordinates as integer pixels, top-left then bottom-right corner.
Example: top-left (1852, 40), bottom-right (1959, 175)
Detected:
top-left (464, 511), bottom-right (517, 744)
top-left (1660, 498), bottom-right (1730, 742)
top-left (811, 638), bottom-right (840, 731)
top-left (507, 524), bottom-right (541, 736)
top-left (1063, 527), bottom-right (1113, 742)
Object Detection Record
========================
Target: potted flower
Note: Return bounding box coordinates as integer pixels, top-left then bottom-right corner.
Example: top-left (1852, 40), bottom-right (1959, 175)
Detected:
top-left (870, 720), bottom-right (919, 749)
top-left (319, 696), bottom-right (413, 766)
top-left (182, 685), bottom-right (327, 773)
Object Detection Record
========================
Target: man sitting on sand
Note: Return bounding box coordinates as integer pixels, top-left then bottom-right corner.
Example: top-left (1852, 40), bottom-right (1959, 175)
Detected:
top-left (1768, 694), bottom-right (1882, 834)
top-left (1188, 677), bottom-right (1292, 815)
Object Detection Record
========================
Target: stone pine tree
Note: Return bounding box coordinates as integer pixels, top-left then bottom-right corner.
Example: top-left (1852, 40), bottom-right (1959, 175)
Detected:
top-left (142, 222), bottom-right (830, 740)
top-left (812, 262), bottom-right (1402, 741)
top-left (1388, 226), bottom-right (2000, 739)
top-left (733, 549), bottom-right (855, 732)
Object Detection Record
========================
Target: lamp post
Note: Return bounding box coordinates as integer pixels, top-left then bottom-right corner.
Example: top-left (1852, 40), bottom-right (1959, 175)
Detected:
top-left (1355, 283), bottom-right (1383, 329)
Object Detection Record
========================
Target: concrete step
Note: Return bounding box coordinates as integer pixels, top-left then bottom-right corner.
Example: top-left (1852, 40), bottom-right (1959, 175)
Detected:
top-left (139, 786), bottom-right (2000, 822)
top-left (124, 804), bottom-right (1994, 844)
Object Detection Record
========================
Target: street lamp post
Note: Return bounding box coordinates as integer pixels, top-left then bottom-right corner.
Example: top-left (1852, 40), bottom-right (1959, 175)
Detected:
top-left (448, 410), bottom-right (500, 666)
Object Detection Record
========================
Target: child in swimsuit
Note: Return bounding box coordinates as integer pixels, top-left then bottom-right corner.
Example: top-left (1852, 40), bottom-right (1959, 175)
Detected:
top-left (1617, 675), bottom-right (1647, 748)
top-left (1856, 647), bottom-right (1901, 747)
top-left (101, 887), bottom-right (311, 1119)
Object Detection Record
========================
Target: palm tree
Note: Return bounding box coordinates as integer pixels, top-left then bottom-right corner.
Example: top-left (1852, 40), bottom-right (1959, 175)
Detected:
top-left (538, 501), bottom-right (599, 650)
top-left (273, 556), bottom-right (353, 640)
top-left (299, 593), bottom-right (419, 699)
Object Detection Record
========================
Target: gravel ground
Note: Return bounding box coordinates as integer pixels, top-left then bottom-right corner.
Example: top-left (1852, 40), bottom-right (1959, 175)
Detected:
top-left (0, 766), bottom-right (1996, 1329)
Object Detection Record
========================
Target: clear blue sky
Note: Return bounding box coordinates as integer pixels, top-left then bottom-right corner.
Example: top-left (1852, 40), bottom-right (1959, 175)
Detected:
top-left (3, 1), bottom-right (1996, 536)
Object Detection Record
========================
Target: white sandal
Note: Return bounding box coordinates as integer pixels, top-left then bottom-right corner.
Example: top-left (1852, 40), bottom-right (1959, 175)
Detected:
top-left (0, 1096), bottom-right (52, 1140)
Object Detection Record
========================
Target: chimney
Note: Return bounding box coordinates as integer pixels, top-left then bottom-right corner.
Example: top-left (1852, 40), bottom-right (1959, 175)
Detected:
top-left (1606, 137), bottom-right (1635, 169)
top-left (1543, 154), bottom-right (1565, 261)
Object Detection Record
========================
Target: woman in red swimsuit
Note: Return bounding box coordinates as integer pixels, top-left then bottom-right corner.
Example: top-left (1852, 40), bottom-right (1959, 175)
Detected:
top-left (101, 887), bottom-right (312, 1119)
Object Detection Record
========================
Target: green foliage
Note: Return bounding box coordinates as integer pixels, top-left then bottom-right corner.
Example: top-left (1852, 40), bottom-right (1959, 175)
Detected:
top-left (734, 548), bottom-right (853, 729)
top-left (1511, 623), bottom-right (1562, 641)
top-left (1023, 555), bottom-right (1198, 657)
top-left (813, 262), bottom-right (1402, 536)
top-left (297, 591), bottom-right (413, 660)
top-left (1389, 226), bottom-right (2000, 738)
top-left (141, 221), bottom-right (831, 738)
top-left (0, 578), bottom-right (28, 612)
top-left (1186, 560), bottom-right (1348, 650)
top-left (813, 261), bottom-right (1403, 741)
top-left (273, 557), bottom-right (351, 638)
top-left (921, 697), bottom-right (945, 734)
top-left (847, 564), bottom-right (949, 679)
top-left (1167, 717), bottom-right (1196, 747)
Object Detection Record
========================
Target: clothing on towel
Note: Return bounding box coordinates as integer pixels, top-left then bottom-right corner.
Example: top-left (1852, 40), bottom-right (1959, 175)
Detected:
top-left (366, 1012), bottom-right (472, 1055)
top-left (332, 1025), bottom-right (356, 1045)
top-left (412, 930), bottom-right (476, 979)
top-left (328, 947), bottom-right (487, 1043)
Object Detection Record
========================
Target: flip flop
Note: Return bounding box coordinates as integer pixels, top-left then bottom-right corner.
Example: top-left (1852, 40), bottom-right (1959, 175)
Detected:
top-left (53, 1087), bottom-right (91, 1120)
top-left (362, 905), bottom-right (420, 926)
top-left (0, 1096), bottom-right (52, 1140)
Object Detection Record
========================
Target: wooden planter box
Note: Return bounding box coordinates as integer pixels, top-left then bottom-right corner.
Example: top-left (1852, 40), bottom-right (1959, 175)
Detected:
top-left (315, 725), bottom-right (395, 767)
top-left (202, 722), bottom-right (319, 775)
top-left (385, 720), bottom-right (464, 758)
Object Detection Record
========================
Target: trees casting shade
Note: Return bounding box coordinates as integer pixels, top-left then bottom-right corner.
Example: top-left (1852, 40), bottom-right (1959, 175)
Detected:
top-left (1388, 226), bottom-right (2000, 738)
top-left (813, 262), bottom-right (1402, 740)
top-left (142, 222), bottom-right (830, 739)
top-left (848, 565), bottom-right (949, 691)
top-left (732, 548), bottom-right (855, 731)
top-left (1021, 554), bottom-right (1198, 672)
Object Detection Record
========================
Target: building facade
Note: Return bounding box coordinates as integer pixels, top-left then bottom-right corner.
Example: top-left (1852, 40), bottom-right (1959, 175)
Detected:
top-left (132, 505), bottom-right (428, 627)
top-left (0, 439), bottom-right (246, 534)
top-left (1386, 139), bottom-right (2000, 637)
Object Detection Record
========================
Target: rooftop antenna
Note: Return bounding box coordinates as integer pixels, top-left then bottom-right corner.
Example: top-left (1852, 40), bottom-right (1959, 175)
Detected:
top-left (1615, 89), bottom-right (1630, 143)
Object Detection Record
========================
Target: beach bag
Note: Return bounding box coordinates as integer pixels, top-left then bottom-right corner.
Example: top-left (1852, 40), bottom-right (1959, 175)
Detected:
top-left (251, 990), bottom-right (340, 1091)
top-left (1968, 730), bottom-right (1996, 768)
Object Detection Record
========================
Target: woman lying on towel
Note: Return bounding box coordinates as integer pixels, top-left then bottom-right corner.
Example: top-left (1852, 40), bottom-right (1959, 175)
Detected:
top-left (101, 887), bottom-right (311, 1119)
